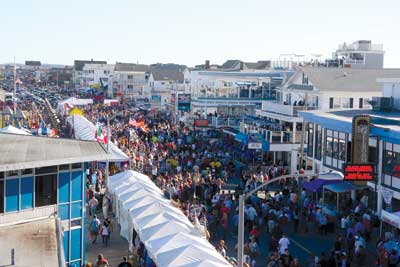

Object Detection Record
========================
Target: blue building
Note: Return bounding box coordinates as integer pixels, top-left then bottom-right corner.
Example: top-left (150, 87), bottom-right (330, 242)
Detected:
top-left (0, 133), bottom-right (111, 267)
top-left (300, 98), bottom-right (400, 217)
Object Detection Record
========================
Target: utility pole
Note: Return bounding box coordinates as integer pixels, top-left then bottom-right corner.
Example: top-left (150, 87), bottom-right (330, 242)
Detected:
top-left (13, 57), bottom-right (17, 114)
top-left (299, 93), bottom-right (308, 171)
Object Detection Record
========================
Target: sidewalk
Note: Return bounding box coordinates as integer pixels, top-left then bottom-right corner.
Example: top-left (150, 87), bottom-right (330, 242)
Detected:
top-left (85, 211), bottom-right (130, 267)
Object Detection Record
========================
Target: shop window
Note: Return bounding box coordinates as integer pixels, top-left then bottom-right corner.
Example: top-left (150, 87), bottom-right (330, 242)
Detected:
top-left (21, 177), bottom-right (34, 210)
top-left (35, 174), bottom-right (57, 207)
top-left (5, 179), bottom-right (19, 212)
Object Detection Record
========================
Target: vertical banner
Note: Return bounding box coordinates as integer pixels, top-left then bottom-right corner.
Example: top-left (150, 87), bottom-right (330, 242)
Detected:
top-left (178, 94), bottom-right (191, 111)
top-left (351, 115), bottom-right (371, 164)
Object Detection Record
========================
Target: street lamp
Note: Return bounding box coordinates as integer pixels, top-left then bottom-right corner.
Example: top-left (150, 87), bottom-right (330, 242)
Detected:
top-left (237, 173), bottom-right (315, 266)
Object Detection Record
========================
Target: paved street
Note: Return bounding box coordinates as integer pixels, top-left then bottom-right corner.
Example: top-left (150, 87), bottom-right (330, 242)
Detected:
top-left (85, 211), bottom-right (130, 267)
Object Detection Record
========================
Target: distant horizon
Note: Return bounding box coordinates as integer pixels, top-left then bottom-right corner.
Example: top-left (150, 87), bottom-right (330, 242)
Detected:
top-left (1, 0), bottom-right (400, 68)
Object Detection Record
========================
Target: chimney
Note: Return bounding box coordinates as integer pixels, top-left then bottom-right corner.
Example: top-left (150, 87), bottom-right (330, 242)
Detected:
top-left (205, 60), bottom-right (210, 69)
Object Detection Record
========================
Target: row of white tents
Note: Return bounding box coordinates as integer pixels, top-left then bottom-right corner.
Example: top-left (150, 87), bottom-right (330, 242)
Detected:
top-left (66, 114), bottom-right (129, 162)
top-left (108, 170), bottom-right (233, 267)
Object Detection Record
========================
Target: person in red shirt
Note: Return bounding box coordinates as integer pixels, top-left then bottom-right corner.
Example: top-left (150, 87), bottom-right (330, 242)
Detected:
top-left (249, 225), bottom-right (261, 244)
top-left (96, 254), bottom-right (109, 267)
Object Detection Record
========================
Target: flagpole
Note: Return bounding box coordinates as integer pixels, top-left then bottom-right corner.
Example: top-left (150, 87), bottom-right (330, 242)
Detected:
top-left (106, 115), bottom-right (110, 187)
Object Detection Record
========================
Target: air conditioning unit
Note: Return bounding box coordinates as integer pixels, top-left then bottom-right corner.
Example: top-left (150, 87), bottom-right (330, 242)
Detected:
top-left (370, 97), bottom-right (394, 112)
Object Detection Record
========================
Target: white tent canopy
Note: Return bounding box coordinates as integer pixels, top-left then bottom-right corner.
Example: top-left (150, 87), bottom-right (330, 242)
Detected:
top-left (66, 115), bottom-right (129, 162)
top-left (57, 97), bottom-right (93, 116)
top-left (0, 125), bottom-right (31, 136)
top-left (108, 170), bottom-right (232, 267)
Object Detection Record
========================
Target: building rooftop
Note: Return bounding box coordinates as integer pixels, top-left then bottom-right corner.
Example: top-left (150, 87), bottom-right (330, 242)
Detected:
top-left (114, 62), bottom-right (150, 72)
top-left (0, 133), bottom-right (112, 171)
top-left (73, 60), bottom-right (107, 71)
top-left (25, 60), bottom-right (41, 66)
top-left (287, 67), bottom-right (400, 92)
top-left (0, 218), bottom-right (63, 267)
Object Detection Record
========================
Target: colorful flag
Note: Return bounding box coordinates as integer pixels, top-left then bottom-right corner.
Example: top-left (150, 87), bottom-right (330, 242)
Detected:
top-left (95, 125), bottom-right (107, 144)
top-left (129, 118), bottom-right (137, 127)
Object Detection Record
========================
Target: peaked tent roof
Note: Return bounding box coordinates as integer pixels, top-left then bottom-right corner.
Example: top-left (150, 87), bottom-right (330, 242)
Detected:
top-left (0, 125), bottom-right (31, 135)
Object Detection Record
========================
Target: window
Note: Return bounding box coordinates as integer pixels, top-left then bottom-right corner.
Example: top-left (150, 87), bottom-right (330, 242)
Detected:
top-left (6, 179), bottom-right (19, 212)
top-left (36, 166), bottom-right (57, 175)
top-left (0, 180), bottom-right (3, 213)
top-left (349, 98), bottom-right (354, 108)
top-left (329, 97), bottom-right (334, 109)
top-left (22, 169), bottom-right (33, 175)
top-left (35, 174), bottom-right (57, 207)
top-left (6, 170), bottom-right (19, 177)
top-left (127, 85), bottom-right (133, 89)
top-left (324, 129), bottom-right (348, 170)
top-left (315, 125), bottom-right (322, 160)
top-left (307, 123), bottom-right (314, 157)
top-left (127, 75), bottom-right (133, 79)
top-left (71, 163), bottom-right (82, 170)
top-left (59, 164), bottom-right (70, 171)
top-left (383, 145), bottom-right (400, 178)
top-left (359, 98), bottom-right (363, 108)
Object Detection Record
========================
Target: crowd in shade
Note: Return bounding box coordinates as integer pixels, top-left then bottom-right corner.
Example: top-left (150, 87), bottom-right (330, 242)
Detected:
top-left (78, 104), bottom-right (399, 267)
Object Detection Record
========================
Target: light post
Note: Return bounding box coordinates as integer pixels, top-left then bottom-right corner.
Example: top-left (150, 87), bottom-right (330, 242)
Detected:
top-left (237, 173), bottom-right (315, 266)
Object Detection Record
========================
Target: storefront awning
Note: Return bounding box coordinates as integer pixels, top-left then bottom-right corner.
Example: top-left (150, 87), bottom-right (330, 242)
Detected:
top-left (323, 181), bottom-right (363, 193)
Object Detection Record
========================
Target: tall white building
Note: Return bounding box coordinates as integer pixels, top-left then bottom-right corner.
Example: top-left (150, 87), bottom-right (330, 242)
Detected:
top-left (82, 63), bottom-right (114, 95)
top-left (332, 40), bottom-right (384, 69)
top-left (112, 63), bottom-right (150, 98)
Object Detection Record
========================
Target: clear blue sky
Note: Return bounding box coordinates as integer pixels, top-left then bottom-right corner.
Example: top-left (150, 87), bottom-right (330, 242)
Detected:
top-left (1, 0), bottom-right (399, 67)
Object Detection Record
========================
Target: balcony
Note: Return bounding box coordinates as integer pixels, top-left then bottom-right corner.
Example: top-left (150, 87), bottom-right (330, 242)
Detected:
top-left (260, 101), bottom-right (317, 117)
top-left (240, 123), bottom-right (302, 144)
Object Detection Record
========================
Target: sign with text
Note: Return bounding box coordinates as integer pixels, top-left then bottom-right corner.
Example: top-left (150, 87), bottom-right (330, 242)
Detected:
top-left (351, 115), bottom-right (371, 164)
top-left (194, 119), bottom-right (209, 127)
top-left (248, 142), bottom-right (262, 149)
top-left (343, 164), bottom-right (375, 181)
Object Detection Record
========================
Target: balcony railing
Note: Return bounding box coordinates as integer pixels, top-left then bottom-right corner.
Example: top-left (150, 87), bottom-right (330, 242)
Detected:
top-left (260, 101), bottom-right (317, 116)
top-left (241, 124), bottom-right (303, 144)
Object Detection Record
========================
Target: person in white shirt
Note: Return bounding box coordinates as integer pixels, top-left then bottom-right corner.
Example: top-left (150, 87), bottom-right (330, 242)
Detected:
top-left (278, 235), bottom-right (290, 255)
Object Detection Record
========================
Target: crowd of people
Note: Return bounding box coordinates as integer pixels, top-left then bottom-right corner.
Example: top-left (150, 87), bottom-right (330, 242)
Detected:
top-left (76, 103), bottom-right (399, 267)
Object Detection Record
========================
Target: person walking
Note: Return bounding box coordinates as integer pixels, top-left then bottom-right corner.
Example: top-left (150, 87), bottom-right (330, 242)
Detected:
top-left (100, 220), bottom-right (110, 247)
top-left (88, 195), bottom-right (99, 217)
top-left (89, 215), bottom-right (101, 244)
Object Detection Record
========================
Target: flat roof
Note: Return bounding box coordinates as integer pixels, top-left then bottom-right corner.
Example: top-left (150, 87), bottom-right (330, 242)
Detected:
top-left (300, 109), bottom-right (400, 144)
top-left (0, 133), bottom-right (113, 171)
top-left (0, 218), bottom-right (62, 267)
